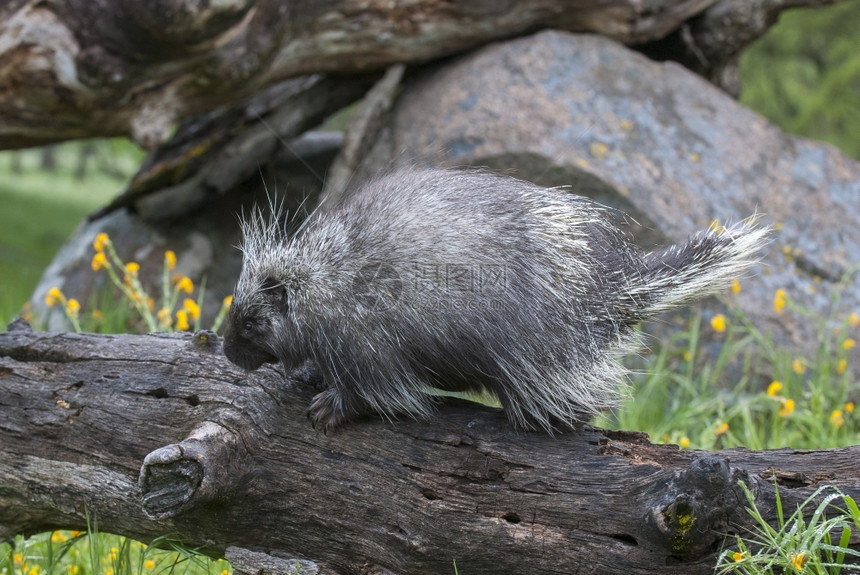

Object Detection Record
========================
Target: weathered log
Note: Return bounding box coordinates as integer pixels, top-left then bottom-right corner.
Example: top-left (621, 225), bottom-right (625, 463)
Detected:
top-left (2, 323), bottom-right (859, 575)
top-left (319, 65), bottom-right (406, 207)
top-left (1, 0), bottom-right (838, 151)
top-left (90, 73), bottom-right (379, 222)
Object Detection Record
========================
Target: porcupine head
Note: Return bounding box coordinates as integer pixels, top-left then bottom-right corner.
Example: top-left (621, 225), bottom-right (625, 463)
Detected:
top-left (222, 167), bottom-right (770, 434)
top-left (222, 204), bottom-right (308, 374)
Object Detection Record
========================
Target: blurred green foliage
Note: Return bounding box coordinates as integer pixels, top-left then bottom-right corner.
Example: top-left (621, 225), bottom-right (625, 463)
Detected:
top-left (0, 141), bottom-right (142, 326)
top-left (739, 0), bottom-right (860, 159)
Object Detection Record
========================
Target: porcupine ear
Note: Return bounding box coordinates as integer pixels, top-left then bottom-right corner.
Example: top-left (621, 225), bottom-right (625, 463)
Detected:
top-left (261, 276), bottom-right (289, 315)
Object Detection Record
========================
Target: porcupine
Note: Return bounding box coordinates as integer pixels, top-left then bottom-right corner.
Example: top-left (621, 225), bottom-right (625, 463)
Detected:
top-left (222, 167), bottom-right (769, 433)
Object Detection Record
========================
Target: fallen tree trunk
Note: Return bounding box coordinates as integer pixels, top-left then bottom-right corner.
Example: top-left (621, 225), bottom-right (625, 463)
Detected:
top-left (2, 323), bottom-right (859, 575)
top-left (0, 0), bottom-right (840, 150)
top-left (0, 0), bottom-right (717, 149)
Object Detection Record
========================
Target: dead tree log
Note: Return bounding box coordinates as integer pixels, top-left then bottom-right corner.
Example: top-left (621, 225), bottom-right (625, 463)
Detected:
top-left (0, 0), bottom-right (841, 151)
top-left (89, 73), bottom-right (380, 222)
top-left (2, 323), bottom-right (860, 575)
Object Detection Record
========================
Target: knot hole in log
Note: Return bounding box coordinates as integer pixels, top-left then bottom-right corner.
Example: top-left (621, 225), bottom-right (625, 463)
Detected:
top-left (646, 455), bottom-right (753, 560)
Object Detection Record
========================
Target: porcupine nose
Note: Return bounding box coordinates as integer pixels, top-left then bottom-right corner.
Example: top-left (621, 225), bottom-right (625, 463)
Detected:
top-left (222, 323), bottom-right (278, 371)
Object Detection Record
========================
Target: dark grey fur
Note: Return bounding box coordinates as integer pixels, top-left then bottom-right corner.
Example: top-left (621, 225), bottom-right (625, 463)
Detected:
top-left (223, 167), bottom-right (769, 433)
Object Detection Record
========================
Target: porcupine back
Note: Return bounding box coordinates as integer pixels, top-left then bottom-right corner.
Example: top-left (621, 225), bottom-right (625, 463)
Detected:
top-left (241, 167), bottom-right (768, 432)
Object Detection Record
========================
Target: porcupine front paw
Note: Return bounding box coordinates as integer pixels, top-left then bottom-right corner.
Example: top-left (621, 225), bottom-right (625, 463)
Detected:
top-left (290, 359), bottom-right (325, 390)
top-left (307, 388), bottom-right (348, 432)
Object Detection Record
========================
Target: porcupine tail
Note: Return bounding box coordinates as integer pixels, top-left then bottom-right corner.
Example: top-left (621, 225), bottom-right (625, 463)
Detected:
top-left (624, 218), bottom-right (770, 320)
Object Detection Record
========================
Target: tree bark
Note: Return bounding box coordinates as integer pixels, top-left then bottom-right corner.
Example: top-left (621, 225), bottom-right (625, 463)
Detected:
top-left (4, 0), bottom-right (842, 151)
top-left (2, 322), bottom-right (859, 575)
top-left (90, 73), bottom-right (379, 222)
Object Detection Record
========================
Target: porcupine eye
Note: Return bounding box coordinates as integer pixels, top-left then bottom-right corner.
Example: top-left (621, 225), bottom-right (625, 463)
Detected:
top-left (238, 314), bottom-right (259, 336)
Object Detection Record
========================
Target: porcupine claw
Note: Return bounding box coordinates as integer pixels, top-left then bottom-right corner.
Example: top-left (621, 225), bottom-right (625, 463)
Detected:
top-left (308, 388), bottom-right (345, 434)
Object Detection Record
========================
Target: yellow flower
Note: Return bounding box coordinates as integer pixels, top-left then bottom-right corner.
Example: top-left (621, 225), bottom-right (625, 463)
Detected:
top-left (66, 299), bottom-right (81, 316)
top-left (792, 358), bottom-right (805, 375)
top-left (731, 551), bottom-right (746, 562)
top-left (13, 552), bottom-right (24, 564)
top-left (105, 569), bottom-right (114, 575)
top-left (767, 381), bottom-right (783, 397)
top-left (183, 298), bottom-right (201, 320)
top-left (679, 436), bottom-right (690, 449)
top-left (715, 422), bottom-right (729, 436)
top-left (144, 559), bottom-right (156, 570)
top-left (774, 289), bottom-right (787, 314)
top-left (221, 570), bottom-right (229, 575)
top-left (165, 250), bottom-right (177, 270)
top-left (850, 312), bottom-right (859, 328)
top-left (844, 338), bottom-right (856, 350)
top-left (731, 279), bottom-right (741, 294)
top-left (710, 314), bottom-right (727, 333)
top-left (29, 566), bottom-right (40, 575)
top-left (683, 350), bottom-right (692, 362)
top-left (51, 531), bottom-right (67, 542)
top-left (790, 552), bottom-right (808, 570)
top-left (176, 310), bottom-right (190, 331)
top-left (67, 566), bottom-right (79, 575)
top-left (93, 232), bottom-right (110, 253)
top-left (779, 398), bottom-right (795, 417)
top-left (91, 252), bottom-right (108, 271)
top-left (157, 307), bottom-right (173, 327)
top-left (831, 409), bottom-right (845, 428)
top-left (109, 547), bottom-right (118, 560)
top-left (176, 276), bottom-right (194, 294)
top-left (21, 301), bottom-right (33, 322)
top-left (223, 294), bottom-right (234, 308)
top-left (125, 262), bottom-right (140, 275)
top-left (845, 402), bottom-right (855, 413)
top-left (837, 358), bottom-right (848, 374)
top-left (70, 530), bottom-right (82, 537)
top-left (45, 286), bottom-right (64, 307)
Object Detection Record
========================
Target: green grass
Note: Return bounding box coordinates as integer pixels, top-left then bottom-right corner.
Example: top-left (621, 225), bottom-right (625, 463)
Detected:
top-left (1, 528), bottom-right (231, 575)
top-left (0, 143), bottom-right (131, 327)
top-left (715, 482), bottom-right (860, 575)
top-left (595, 275), bottom-right (859, 451)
